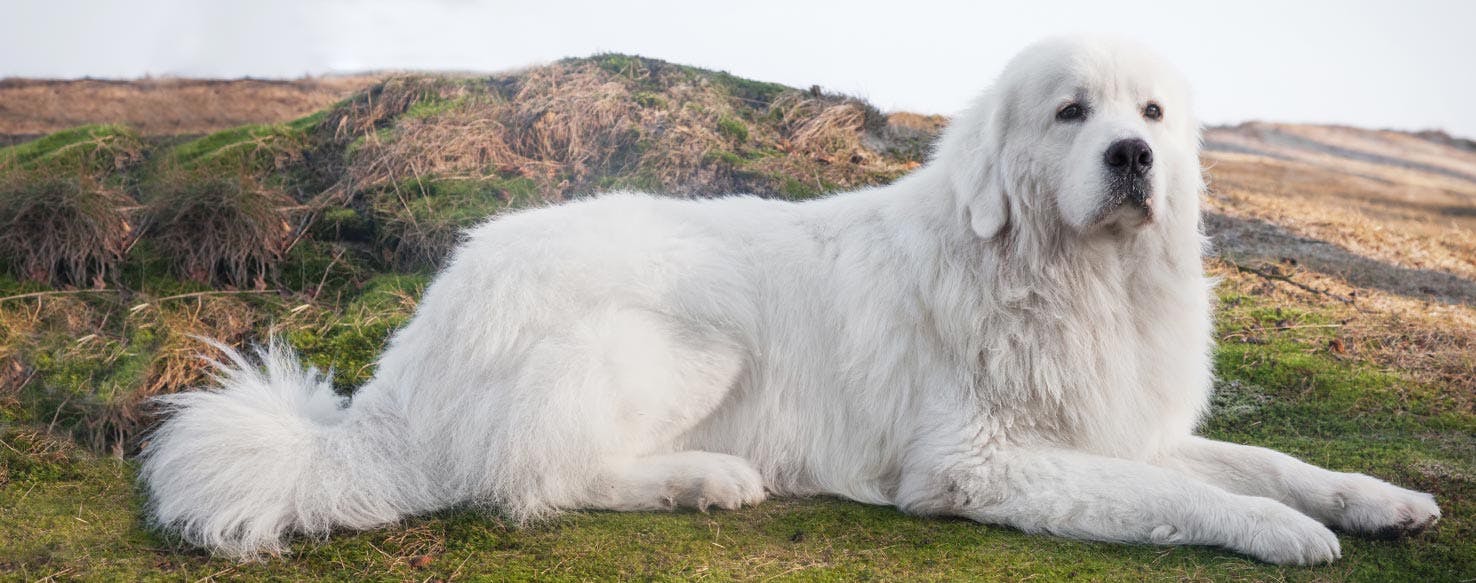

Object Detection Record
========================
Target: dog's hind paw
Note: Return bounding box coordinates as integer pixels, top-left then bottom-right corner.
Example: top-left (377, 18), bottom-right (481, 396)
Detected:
top-left (593, 451), bottom-right (767, 512)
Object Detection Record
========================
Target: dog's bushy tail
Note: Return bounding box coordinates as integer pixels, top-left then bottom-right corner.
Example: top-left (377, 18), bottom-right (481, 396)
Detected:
top-left (138, 340), bottom-right (436, 558)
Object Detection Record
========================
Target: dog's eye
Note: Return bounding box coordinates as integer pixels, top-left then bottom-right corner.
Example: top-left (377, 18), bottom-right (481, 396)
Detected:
top-left (1056, 103), bottom-right (1086, 122)
top-left (1143, 102), bottom-right (1163, 121)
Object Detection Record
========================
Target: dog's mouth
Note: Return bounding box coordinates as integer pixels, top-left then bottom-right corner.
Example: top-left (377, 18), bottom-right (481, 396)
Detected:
top-left (1092, 179), bottom-right (1154, 228)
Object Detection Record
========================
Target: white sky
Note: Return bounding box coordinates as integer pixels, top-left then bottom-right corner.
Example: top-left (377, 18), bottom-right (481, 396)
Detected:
top-left (4, 0), bottom-right (1474, 136)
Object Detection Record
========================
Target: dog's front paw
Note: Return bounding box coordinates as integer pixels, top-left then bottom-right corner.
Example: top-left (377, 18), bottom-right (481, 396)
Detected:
top-left (1236, 498), bottom-right (1342, 566)
top-left (1331, 474), bottom-right (1440, 539)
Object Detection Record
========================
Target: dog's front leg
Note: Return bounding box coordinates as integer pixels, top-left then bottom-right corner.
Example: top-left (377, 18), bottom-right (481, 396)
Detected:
top-left (1152, 436), bottom-right (1440, 538)
top-left (895, 443), bottom-right (1341, 564)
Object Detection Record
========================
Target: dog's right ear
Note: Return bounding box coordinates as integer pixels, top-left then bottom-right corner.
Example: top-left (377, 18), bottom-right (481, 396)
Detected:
top-left (937, 91), bottom-right (1010, 240)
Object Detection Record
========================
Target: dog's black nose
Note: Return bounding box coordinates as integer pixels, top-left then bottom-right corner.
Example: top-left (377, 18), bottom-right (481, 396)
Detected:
top-left (1104, 138), bottom-right (1153, 177)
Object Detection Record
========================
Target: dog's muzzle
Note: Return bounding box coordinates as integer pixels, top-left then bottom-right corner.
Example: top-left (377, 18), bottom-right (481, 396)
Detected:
top-left (1102, 138), bottom-right (1154, 217)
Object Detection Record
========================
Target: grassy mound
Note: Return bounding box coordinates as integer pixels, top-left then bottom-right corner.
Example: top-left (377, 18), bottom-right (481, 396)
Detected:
top-left (0, 124), bottom-right (146, 175)
top-left (3, 55), bottom-right (938, 282)
top-left (139, 120), bottom-right (317, 286)
top-left (325, 55), bottom-right (931, 264)
top-left (0, 125), bottom-right (146, 286)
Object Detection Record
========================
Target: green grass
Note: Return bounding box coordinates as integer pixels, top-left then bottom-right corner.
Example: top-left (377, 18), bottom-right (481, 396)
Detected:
top-left (164, 123), bottom-right (307, 176)
top-left (288, 273), bottom-right (430, 390)
top-left (403, 95), bottom-right (467, 120)
top-left (2, 286), bottom-right (1471, 581)
top-left (6, 463), bottom-right (1429, 582)
top-left (717, 116), bottom-right (750, 143)
top-left (371, 175), bottom-right (542, 267)
top-left (0, 125), bottom-right (143, 174)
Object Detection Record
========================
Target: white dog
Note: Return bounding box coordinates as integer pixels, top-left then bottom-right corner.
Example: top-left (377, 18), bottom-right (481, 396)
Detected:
top-left (140, 37), bottom-right (1440, 564)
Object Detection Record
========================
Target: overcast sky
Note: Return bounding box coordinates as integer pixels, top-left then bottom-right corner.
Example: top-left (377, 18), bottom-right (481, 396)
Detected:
top-left (4, 0), bottom-right (1474, 136)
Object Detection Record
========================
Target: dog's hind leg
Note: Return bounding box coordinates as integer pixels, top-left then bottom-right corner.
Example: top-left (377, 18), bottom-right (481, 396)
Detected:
top-left (587, 450), bottom-right (766, 512)
top-left (490, 307), bottom-right (763, 517)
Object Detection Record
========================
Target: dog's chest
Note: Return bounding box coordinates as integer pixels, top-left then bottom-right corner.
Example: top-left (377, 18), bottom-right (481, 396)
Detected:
top-left (975, 260), bottom-right (1214, 457)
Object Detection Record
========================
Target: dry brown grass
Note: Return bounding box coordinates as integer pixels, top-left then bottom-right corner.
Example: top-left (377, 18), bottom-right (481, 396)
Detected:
top-left (322, 59), bottom-right (927, 265)
top-left (0, 126), bottom-right (148, 286)
top-left (1204, 123), bottom-right (1476, 405)
top-left (142, 170), bottom-right (302, 286)
top-left (341, 60), bottom-right (921, 206)
top-left (0, 290), bottom-right (268, 451)
top-left (0, 76), bottom-right (381, 137)
top-left (1205, 124), bottom-right (1476, 288)
top-left (139, 295), bottom-right (262, 398)
top-left (0, 172), bottom-right (137, 286)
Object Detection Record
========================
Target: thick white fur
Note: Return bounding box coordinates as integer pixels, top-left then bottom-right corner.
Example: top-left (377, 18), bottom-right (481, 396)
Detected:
top-left (139, 37), bottom-right (1439, 563)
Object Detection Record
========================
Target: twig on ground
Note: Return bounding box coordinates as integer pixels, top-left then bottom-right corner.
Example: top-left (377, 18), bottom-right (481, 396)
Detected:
top-left (1224, 257), bottom-right (1358, 305)
top-left (312, 247), bottom-right (346, 300)
top-left (0, 289), bottom-right (119, 303)
top-left (152, 290), bottom-right (281, 303)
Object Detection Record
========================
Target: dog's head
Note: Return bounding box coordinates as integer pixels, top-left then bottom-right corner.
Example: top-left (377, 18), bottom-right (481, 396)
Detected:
top-left (939, 37), bottom-right (1203, 241)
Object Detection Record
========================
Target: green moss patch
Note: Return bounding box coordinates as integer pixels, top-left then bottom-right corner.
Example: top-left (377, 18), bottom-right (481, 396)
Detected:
top-left (371, 175), bottom-right (540, 268)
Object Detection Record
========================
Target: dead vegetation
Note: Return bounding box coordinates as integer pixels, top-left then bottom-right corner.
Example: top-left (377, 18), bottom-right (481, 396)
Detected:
top-left (0, 76), bottom-right (381, 138)
top-left (0, 125), bottom-right (146, 286)
top-left (1202, 123), bottom-right (1476, 411)
top-left (325, 56), bottom-right (925, 264)
top-left (141, 169), bottom-right (301, 287)
top-left (0, 172), bottom-right (135, 286)
top-left (338, 58), bottom-right (916, 199)
top-left (3, 56), bottom-right (936, 278)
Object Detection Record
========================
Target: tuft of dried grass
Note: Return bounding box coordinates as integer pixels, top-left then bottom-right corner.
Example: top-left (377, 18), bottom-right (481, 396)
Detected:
top-left (141, 168), bottom-right (302, 287)
top-left (0, 171), bottom-right (136, 286)
top-left (775, 93), bottom-right (884, 163)
top-left (134, 121), bottom-right (320, 287)
top-left (0, 125), bottom-right (147, 286)
top-left (325, 76), bottom-right (477, 144)
top-left (145, 295), bottom-right (262, 398)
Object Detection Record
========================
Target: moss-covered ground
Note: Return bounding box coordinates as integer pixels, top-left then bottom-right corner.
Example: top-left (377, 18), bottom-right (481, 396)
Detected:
top-left (3, 267), bottom-right (1472, 581)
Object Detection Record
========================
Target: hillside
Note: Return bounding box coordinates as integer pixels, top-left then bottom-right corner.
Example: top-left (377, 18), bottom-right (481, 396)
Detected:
top-left (0, 76), bottom-right (382, 142)
top-left (1, 57), bottom-right (1473, 580)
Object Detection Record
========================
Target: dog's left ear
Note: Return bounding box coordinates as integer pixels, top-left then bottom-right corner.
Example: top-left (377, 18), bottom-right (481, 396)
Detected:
top-left (938, 90), bottom-right (1010, 240)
